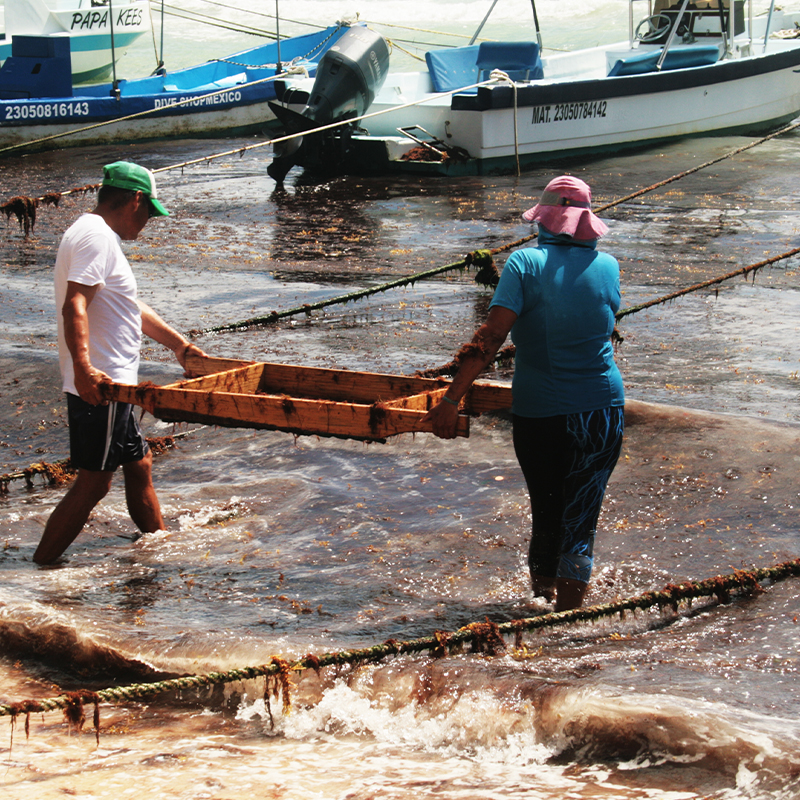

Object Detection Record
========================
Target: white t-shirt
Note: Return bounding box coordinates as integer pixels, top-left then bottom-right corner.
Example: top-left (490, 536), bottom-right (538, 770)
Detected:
top-left (55, 213), bottom-right (142, 395)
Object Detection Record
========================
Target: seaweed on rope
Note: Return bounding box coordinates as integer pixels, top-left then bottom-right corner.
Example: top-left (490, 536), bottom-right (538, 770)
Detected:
top-left (0, 431), bottom-right (199, 494)
top-left (416, 244), bottom-right (800, 378)
top-left (2, 558), bottom-right (798, 744)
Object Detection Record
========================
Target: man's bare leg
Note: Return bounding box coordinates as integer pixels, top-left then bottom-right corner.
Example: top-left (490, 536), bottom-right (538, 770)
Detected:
top-left (122, 450), bottom-right (164, 534)
top-left (34, 469), bottom-right (113, 564)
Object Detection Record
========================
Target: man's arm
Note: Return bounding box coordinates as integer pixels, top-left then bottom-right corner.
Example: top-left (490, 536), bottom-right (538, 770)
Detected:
top-left (63, 281), bottom-right (111, 405)
top-left (423, 305), bottom-right (517, 439)
top-left (137, 299), bottom-right (207, 376)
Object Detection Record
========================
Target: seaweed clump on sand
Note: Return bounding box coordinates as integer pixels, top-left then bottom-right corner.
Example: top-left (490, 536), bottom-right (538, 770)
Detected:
top-left (1, 196), bottom-right (38, 238)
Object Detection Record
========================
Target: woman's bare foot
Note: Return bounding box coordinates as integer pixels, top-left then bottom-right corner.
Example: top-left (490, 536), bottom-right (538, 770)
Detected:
top-left (555, 578), bottom-right (589, 611)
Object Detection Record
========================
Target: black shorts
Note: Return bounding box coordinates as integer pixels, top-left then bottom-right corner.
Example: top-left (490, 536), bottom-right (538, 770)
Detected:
top-left (67, 393), bottom-right (150, 472)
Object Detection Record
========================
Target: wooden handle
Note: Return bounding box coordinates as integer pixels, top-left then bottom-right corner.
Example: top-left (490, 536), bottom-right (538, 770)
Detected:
top-left (185, 351), bottom-right (255, 376)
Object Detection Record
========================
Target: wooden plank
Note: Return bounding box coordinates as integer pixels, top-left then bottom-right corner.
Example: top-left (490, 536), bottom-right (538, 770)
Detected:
top-left (106, 384), bottom-right (469, 441)
top-left (463, 381), bottom-right (512, 412)
top-left (185, 353), bottom-right (256, 376)
top-left (105, 356), bottom-right (509, 440)
top-left (185, 352), bottom-right (453, 402)
top-left (164, 363), bottom-right (265, 394)
top-left (104, 382), bottom-right (158, 413)
top-left (184, 353), bottom-right (512, 409)
top-left (256, 362), bottom-right (451, 403)
top-left (384, 388), bottom-right (448, 410)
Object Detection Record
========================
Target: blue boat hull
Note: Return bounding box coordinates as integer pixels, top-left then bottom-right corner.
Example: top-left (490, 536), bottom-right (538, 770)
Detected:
top-left (0, 24), bottom-right (351, 154)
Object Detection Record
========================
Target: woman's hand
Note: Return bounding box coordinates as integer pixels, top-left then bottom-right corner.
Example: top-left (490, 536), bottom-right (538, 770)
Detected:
top-left (423, 398), bottom-right (461, 439)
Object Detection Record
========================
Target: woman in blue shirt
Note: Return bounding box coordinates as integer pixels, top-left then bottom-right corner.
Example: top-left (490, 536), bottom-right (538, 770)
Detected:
top-left (425, 175), bottom-right (624, 611)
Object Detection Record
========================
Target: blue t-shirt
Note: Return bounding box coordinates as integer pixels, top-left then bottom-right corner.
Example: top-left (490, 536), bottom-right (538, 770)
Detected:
top-left (489, 228), bottom-right (624, 418)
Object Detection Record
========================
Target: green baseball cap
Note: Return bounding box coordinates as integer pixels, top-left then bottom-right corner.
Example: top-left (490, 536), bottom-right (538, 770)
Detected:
top-left (102, 161), bottom-right (169, 217)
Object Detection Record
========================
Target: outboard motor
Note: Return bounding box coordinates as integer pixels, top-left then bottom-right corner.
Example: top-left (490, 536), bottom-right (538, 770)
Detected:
top-left (268, 26), bottom-right (389, 183)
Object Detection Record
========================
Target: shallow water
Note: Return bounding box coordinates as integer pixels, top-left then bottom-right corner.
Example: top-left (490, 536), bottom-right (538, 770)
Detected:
top-left (2, 1), bottom-right (800, 798)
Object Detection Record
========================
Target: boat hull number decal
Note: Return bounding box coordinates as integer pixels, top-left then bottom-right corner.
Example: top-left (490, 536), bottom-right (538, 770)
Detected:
top-left (4, 102), bottom-right (91, 121)
top-left (531, 100), bottom-right (608, 124)
top-left (2, 90), bottom-right (245, 123)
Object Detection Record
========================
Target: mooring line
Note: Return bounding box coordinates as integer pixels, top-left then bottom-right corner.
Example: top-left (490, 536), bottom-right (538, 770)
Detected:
top-left (1, 558), bottom-right (797, 730)
top-left (202, 235), bottom-right (800, 337)
top-left (594, 118), bottom-right (800, 216)
top-left (158, 2), bottom-right (281, 40)
top-left (201, 250), bottom-right (496, 333)
top-left (616, 246), bottom-right (800, 319)
top-left (416, 241), bottom-right (800, 378)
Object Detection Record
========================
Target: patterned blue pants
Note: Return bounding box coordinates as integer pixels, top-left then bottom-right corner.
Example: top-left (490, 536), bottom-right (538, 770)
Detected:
top-left (512, 406), bottom-right (624, 584)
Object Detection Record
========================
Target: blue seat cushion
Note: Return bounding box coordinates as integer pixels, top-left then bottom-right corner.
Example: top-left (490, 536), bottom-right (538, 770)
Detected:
top-left (476, 41), bottom-right (544, 81)
top-left (608, 44), bottom-right (720, 76)
top-left (425, 45), bottom-right (480, 93)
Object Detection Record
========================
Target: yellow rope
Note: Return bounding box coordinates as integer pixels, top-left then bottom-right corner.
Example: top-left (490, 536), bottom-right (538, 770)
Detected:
top-left (384, 38), bottom-right (428, 63)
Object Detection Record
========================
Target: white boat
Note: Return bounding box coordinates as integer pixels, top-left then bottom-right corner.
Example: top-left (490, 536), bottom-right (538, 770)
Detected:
top-left (267, 0), bottom-right (800, 177)
top-left (0, 0), bottom-right (151, 84)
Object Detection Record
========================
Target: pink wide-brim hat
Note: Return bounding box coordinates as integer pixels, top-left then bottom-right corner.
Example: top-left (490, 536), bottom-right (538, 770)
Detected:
top-left (522, 175), bottom-right (608, 240)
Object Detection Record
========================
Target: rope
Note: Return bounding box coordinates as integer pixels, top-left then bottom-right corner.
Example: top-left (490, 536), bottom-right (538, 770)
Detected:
top-left (487, 69), bottom-right (520, 176)
top-left (616, 246), bottom-right (800, 319)
top-left (147, 0), bottom-right (162, 72)
top-left (417, 244), bottom-right (800, 377)
top-left (384, 38), bottom-right (428, 64)
top-left (171, 0), bottom-right (323, 31)
top-left (149, 76), bottom-right (497, 176)
top-left (200, 231), bottom-right (800, 337)
top-left (158, 3), bottom-right (279, 40)
top-left (1, 558), bottom-right (797, 725)
top-left (0, 430), bottom-right (202, 494)
top-left (0, 45), bottom-right (491, 162)
top-left (201, 251), bottom-right (495, 333)
top-left (160, 0), bottom-right (483, 45)
top-left (206, 26), bottom-right (340, 70)
top-left (595, 118), bottom-right (800, 216)
top-left (480, 116), bottom-right (800, 259)
top-left (360, 20), bottom-right (483, 41)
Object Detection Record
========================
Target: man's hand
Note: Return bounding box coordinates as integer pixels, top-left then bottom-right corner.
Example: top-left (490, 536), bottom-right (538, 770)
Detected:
top-left (176, 342), bottom-right (210, 378)
top-left (73, 362), bottom-right (112, 405)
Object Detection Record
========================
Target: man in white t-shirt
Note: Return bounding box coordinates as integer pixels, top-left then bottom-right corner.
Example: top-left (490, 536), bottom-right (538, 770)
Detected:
top-left (34, 161), bottom-right (206, 564)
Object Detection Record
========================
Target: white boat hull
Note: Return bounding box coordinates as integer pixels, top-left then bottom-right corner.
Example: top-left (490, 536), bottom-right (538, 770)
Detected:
top-left (449, 48), bottom-right (800, 163)
top-left (1, 0), bottom-right (151, 83)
